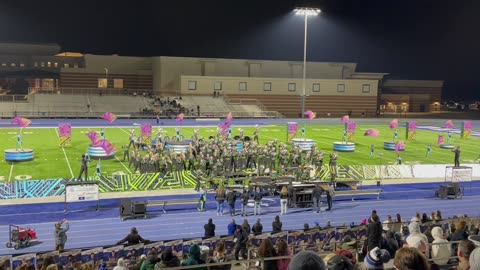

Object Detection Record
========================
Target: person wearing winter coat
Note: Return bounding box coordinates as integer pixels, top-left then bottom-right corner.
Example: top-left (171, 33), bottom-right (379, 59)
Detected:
top-left (181, 244), bottom-right (207, 270)
top-left (204, 218), bottom-right (216, 238)
top-left (233, 226), bottom-right (248, 261)
top-left (431, 226), bottom-right (452, 265)
top-left (113, 258), bottom-right (129, 270)
top-left (272, 216), bottom-right (282, 234)
top-left (252, 219), bottom-right (263, 236)
top-left (366, 214), bottom-right (382, 251)
top-left (240, 189), bottom-right (250, 216)
top-left (225, 189), bottom-right (236, 216)
top-left (154, 247), bottom-right (180, 269)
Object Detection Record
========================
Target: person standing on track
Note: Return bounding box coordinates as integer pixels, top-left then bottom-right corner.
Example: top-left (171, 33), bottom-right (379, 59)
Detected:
top-left (78, 154), bottom-right (88, 180)
top-left (54, 219), bottom-right (69, 251)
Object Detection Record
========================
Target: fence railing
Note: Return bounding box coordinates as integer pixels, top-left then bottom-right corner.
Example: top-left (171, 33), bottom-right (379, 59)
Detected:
top-left (28, 87), bottom-right (155, 96)
top-left (0, 95), bottom-right (29, 103)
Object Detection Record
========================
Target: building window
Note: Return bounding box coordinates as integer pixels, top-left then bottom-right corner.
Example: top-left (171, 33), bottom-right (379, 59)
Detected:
top-left (239, 82), bottom-right (247, 91)
top-left (113, 79), bottom-right (124, 89)
top-left (42, 79), bottom-right (54, 89)
top-left (312, 83), bottom-right (320, 92)
top-left (98, 78), bottom-right (108, 88)
top-left (54, 62), bottom-right (59, 68)
top-left (34, 78), bottom-right (41, 89)
top-left (337, 84), bottom-right (345, 92)
top-left (1, 63), bottom-right (6, 67)
top-left (264, 82), bottom-right (272, 91)
top-left (64, 63), bottom-right (70, 68)
top-left (10, 63), bottom-right (16, 67)
top-left (188, 81), bottom-right (197, 90)
top-left (41, 62), bottom-right (45, 67)
top-left (20, 63), bottom-right (25, 67)
top-left (288, 83), bottom-right (296, 92)
top-left (47, 62), bottom-right (52, 67)
top-left (362, 84), bottom-right (371, 93)
top-left (214, 81), bottom-right (222, 90)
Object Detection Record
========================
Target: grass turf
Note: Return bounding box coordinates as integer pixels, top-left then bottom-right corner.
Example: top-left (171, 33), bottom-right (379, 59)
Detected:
top-left (0, 123), bottom-right (479, 181)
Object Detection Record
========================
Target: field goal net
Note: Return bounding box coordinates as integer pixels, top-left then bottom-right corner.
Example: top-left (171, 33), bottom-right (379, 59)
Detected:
top-left (445, 166), bottom-right (472, 183)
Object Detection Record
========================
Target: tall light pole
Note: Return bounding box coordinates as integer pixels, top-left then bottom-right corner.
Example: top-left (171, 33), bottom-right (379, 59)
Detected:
top-left (104, 67), bottom-right (109, 88)
top-left (294, 7), bottom-right (320, 118)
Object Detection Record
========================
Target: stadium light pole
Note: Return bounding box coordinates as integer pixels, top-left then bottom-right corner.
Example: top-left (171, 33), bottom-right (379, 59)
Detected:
top-left (294, 7), bottom-right (321, 118)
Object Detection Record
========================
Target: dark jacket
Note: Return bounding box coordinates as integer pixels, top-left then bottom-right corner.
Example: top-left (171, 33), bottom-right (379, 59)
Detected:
top-left (215, 190), bottom-right (226, 202)
top-left (208, 255), bottom-right (231, 270)
top-left (252, 222), bottom-right (263, 235)
top-left (227, 222), bottom-right (236, 235)
top-left (234, 228), bottom-right (248, 248)
top-left (272, 221), bottom-right (282, 234)
top-left (204, 222), bottom-right (216, 238)
top-left (240, 192), bottom-right (250, 205)
top-left (242, 223), bottom-right (251, 234)
top-left (117, 233), bottom-right (146, 246)
top-left (226, 191), bottom-right (236, 205)
top-left (262, 250), bottom-right (279, 270)
top-left (253, 192), bottom-right (263, 202)
top-left (155, 248), bottom-right (180, 269)
top-left (367, 221), bottom-right (383, 250)
top-left (312, 187), bottom-right (322, 199)
top-left (181, 244), bottom-right (207, 270)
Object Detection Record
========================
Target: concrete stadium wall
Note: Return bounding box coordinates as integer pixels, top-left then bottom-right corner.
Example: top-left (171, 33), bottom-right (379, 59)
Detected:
top-left (152, 56), bottom-right (358, 93)
top-left (179, 76), bottom-right (378, 96)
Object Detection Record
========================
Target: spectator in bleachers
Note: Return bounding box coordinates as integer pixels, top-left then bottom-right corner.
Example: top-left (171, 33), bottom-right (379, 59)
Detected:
top-left (436, 210), bottom-right (443, 221)
top-left (396, 213), bottom-right (402, 223)
top-left (421, 213), bottom-right (430, 224)
top-left (155, 247), bottom-right (180, 269)
top-left (469, 247), bottom-right (480, 270)
top-left (40, 256), bottom-right (57, 270)
top-left (383, 215), bottom-right (394, 232)
top-left (287, 250), bottom-right (326, 270)
top-left (257, 238), bottom-right (278, 270)
top-left (272, 216), bottom-right (282, 234)
top-left (363, 247), bottom-right (391, 270)
top-left (384, 231), bottom-right (399, 258)
top-left (209, 241), bottom-right (230, 270)
top-left (181, 244), bottom-right (207, 270)
top-left (227, 219), bottom-right (236, 236)
top-left (116, 227), bottom-right (149, 246)
top-left (204, 218), bottom-right (216, 238)
top-left (450, 221), bottom-right (469, 241)
top-left (113, 258), bottom-right (128, 270)
top-left (430, 211), bottom-right (437, 223)
top-left (431, 227), bottom-right (451, 265)
top-left (303, 223), bottom-right (310, 231)
top-left (406, 221), bottom-right (429, 258)
top-left (233, 225), bottom-right (248, 261)
top-left (326, 255), bottom-right (354, 270)
top-left (393, 247), bottom-right (429, 270)
top-left (367, 213), bottom-right (382, 251)
top-left (252, 218), bottom-right (263, 236)
top-left (452, 240), bottom-right (476, 270)
top-left (99, 262), bottom-right (108, 270)
top-left (335, 250), bottom-right (356, 266)
top-left (242, 219), bottom-right (251, 234)
top-left (276, 239), bottom-right (291, 270)
top-left (140, 250), bottom-right (158, 270)
top-left (339, 235), bottom-right (357, 254)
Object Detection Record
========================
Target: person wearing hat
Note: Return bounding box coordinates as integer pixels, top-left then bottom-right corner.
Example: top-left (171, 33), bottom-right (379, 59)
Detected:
top-left (327, 255), bottom-right (354, 270)
top-left (287, 250), bottom-right (326, 270)
top-left (470, 247), bottom-right (480, 270)
top-left (252, 218), bottom-right (263, 236)
top-left (155, 247), bottom-right (180, 268)
top-left (364, 247), bottom-right (391, 269)
top-left (113, 258), bottom-right (129, 270)
top-left (54, 219), bottom-right (69, 251)
top-left (181, 244), bottom-right (207, 269)
top-left (116, 227), bottom-right (149, 246)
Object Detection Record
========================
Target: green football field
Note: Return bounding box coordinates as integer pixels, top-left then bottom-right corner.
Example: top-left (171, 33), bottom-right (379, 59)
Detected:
top-left (1, 123), bottom-right (479, 181)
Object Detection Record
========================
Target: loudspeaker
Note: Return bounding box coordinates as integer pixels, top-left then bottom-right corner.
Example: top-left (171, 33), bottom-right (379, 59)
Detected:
top-left (132, 202), bottom-right (146, 215)
top-left (120, 199), bottom-right (132, 216)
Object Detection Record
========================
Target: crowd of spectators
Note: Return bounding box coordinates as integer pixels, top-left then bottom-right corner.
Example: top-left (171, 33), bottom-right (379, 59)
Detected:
top-left (5, 210), bottom-right (480, 270)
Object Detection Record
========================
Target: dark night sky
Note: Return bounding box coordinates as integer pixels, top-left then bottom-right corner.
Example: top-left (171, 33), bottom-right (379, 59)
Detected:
top-left (1, 0), bottom-right (479, 100)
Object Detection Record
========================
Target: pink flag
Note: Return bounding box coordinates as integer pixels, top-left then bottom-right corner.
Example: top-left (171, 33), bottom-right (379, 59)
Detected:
top-left (389, 119), bottom-right (399, 129)
top-left (304, 110), bottom-right (316, 120)
top-left (58, 123), bottom-right (72, 137)
top-left (225, 112), bottom-right (233, 123)
top-left (11, 117), bottom-right (31, 128)
top-left (86, 131), bottom-right (100, 146)
top-left (347, 121), bottom-right (356, 133)
top-left (437, 135), bottom-right (444, 145)
top-left (364, 129), bottom-right (380, 137)
top-left (464, 121), bottom-right (472, 131)
top-left (176, 113), bottom-right (184, 123)
top-left (341, 115), bottom-right (349, 124)
top-left (98, 140), bottom-right (116, 155)
top-left (395, 141), bottom-right (405, 153)
top-left (141, 124), bottom-right (153, 137)
top-left (408, 121), bottom-right (417, 131)
top-left (445, 120), bottom-right (453, 129)
top-left (101, 112), bottom-right (117, 124)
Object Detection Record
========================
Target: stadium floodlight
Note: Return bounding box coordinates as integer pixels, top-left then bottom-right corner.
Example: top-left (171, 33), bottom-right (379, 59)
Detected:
top-left (294, 7), bottom-right (321, 118)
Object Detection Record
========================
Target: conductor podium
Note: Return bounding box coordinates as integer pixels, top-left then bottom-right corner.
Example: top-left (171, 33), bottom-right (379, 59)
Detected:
top-left (4, 149), bottom-right (34, 162)
top-left (87, 146), bottom-right (116, 160)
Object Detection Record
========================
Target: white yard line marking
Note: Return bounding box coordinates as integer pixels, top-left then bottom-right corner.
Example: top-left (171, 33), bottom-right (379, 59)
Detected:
top-left (115, 156), bottom-right (132, 174)
top-left (54, 128), bottom-right (74, 178)
top-left (8, 163), bottom-right (14, 182)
